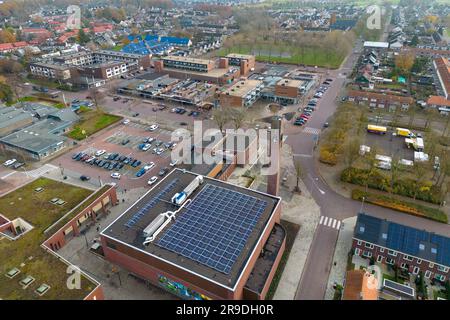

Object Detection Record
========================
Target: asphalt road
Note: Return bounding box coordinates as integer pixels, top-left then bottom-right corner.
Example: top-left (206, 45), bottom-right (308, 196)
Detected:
top-left (285, 40), bottom-right (450, 300)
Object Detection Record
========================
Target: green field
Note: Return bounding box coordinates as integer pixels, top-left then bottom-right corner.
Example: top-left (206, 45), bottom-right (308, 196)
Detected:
top-left (68, 111), bottom-right (121, 140)
top-left (0, 178), bottom-right (96, 300)
top-left (217, 46), bottom-right (345, 69)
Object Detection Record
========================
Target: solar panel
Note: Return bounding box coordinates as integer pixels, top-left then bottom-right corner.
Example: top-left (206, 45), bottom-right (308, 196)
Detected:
top-left (156, 184), bottom-right (268, 275)
top-left (383, 279), bottom-right (415, 297)
top-left (124, 178), bottom-right (179, 228)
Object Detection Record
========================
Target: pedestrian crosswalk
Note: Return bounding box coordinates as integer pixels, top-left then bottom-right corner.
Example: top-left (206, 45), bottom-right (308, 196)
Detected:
top-left (303, 127), bottom-right (321, 135)
top-left (319, 216), bottom-right (342, 230)
top-left (26, 164), bottom-right (59, 178)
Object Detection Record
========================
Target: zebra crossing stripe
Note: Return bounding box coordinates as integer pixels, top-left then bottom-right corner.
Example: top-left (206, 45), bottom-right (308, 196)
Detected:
top-left (319, 216), bottom-right (324, 224)
top-left (332, 219), bottom-right (337, 229)
top-left (336, 221), bottom-right (341, 230)
top-left (327, 218), bottom-right (333, 227)
top-left (323, 217), bottom-right (328, 226)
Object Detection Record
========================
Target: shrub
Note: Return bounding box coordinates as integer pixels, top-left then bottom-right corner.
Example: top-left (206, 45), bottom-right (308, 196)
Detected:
top-left (342, 167), bottom-right (442, 204)
top-left (319, 148), bottom-right (338, 165)
top-left (351, 189), bottom-right (448, 223)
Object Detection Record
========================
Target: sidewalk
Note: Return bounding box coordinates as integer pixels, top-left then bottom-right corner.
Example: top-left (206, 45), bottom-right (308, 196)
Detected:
top-left (324, 216), bottom-right (357, 300)
top-left (272, 144), bottom-right (321, 300)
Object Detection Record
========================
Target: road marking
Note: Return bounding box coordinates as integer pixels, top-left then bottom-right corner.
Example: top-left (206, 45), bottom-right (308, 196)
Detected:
top-left (1, 171), bottom-right (16, 180)
top-left (293, 153), bottom-right (313, 158)
top-left (319, 216), bottom-right (342, 230)
top-left (25, 164), bottom-right (59, 178)
top-left (327, 218), bottom-right (333, 227)
top-left (303, 127), bottom-right (321, 135)
top-left (308, 174), bottom-right (326, 195)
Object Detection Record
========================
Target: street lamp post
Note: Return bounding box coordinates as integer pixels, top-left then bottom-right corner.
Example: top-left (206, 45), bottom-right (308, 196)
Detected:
top-left (360, 196), bottom-right (366, 213)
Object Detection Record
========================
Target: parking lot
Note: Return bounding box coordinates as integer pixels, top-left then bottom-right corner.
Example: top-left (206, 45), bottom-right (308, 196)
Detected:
top-left (364, 130), bottom-right (419, 162)
top-left (52, 121), bottom-right (178, 190)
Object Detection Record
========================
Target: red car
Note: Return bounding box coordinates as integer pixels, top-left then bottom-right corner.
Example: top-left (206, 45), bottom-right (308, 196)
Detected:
top-left (300, 114), bottom-right (310, 120)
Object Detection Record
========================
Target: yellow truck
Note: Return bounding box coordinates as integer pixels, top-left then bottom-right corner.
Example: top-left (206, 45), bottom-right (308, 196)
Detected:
top-left (396, 128), bottom-right (415, 138)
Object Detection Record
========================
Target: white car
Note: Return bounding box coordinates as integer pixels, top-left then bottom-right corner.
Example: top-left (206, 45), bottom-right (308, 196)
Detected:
top-left (144, 162), bottom-right (155, 171)
top-left (148, 176), bottom-right (158, 185)
top-left (111, 172), bottom-right (121, 179)
top-left (149, 124), bottom-right (159, 131)
top-left (122, 119), bottom-right (130, 125)
top-left (3, 159), bottom-right (17, 167)
top-left (169, 159), bottom-right (179, 167)
top-left (95, 149), bottom-right (106, 156)
top-left (142, 143), bottom-right (152, 151)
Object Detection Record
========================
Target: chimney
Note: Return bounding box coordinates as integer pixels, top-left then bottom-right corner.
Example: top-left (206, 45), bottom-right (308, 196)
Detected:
top-left (267, 116), bottom-right (282, 197)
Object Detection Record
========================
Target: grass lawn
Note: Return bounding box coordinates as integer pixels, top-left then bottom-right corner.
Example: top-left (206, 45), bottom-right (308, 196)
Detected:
top-left (383, 273), bottom-right (404, 284)
top-left (217, 46), bottom-right (345, 69)
top-left (68, 111), bottom-right (122, 140)
top-left (265, 219), bottom-right (300, 300)
top-left (0, 178), bottom-right (96, 300)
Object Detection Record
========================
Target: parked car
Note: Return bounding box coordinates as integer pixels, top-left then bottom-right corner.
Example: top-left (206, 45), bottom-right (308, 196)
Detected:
top-left (72, 152), bottom-right (82, 159)
top-left (121, 139), bottom-right (130, 145)
top-left (323, 122), bottom-right (329, 128)
top-left (158, 167), bottom-right (169, 176)
top-left (148, 176), bottom-right (158, 185)
top-left (136, 168), bottom-right (146, 177)
top-left (95, 149), bottom-right (106, 156)
top-left (12, 162), bottom-right (24, 169)
top-left (142, 144), bottom-right (152, 151)
top-left (170, 159), bottom-right (179, 167)
top-left (113, 96), bottom-right (121, 101)
top-left (80, 175), bottom-right (90, 181)
top-left (144, 162), bottom-right (155, 171)
top-left (148, 124), bottom-right (159, 131)
top-left (132, 112), bottom-right (139, 117)
top-left (122, 119), bottom-right (130, 125)
top-left (111, 172), bottom-right (121, 179)
top-left (132, 160), bottom-right (141, 168)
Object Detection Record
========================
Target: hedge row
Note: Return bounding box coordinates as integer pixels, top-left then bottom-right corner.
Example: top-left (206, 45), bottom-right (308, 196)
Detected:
top-left (341, 167), bottom-right (442, 204)
top-left (352, 189), bottom-right (448, 223)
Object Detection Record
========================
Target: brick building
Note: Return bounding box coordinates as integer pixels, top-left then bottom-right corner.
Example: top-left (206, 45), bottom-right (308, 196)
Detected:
top-left (100, 169), bottom-right (285, 300)
top-left (218, 79), bottom-right (264, 107)
top-left (352, 213), bottom-right (450, 283)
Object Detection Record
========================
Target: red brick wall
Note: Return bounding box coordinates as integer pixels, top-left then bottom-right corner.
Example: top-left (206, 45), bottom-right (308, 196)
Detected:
top-left (352, 239), bottom-right (450, 281)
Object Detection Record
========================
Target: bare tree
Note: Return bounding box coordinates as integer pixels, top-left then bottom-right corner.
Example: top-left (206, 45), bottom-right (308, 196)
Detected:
top-left (212, 107), bottom-right (229, 133)
top-left (345, 137), bottom-right (361, 167)
top-left (89, 88), bottom-right (105, 113)
top-left (294, 157), bottom-right (302, 194)
top-left (229, 107), bottom-right (246, 130)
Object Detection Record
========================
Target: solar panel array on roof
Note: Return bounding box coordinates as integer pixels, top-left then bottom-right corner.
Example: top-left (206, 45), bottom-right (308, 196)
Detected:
top-left (383, 279), bottom-right (415, 297)
top-left (355, 213), bottom-right (450, 267)
top-left (124, 178), bottom-right (179, 228)
top-left (156, 184), bottom-right (268, 274)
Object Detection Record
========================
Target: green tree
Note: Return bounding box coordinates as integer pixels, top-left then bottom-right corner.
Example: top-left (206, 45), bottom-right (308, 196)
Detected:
top-left (78, 28), bottom-right (90, 45)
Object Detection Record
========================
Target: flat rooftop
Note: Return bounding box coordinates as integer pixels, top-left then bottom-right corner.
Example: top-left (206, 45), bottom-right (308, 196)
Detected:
top-left (101, 169), bottom-right (280, 289)
top-left (163, 55), bottom-right (214, 65)
top-left (164, 66), bottom-right (238, 78)
top-left (276, 78), bottom-right (304, 88)
top-left (222, 80), bottom-right (263, 97)
top-left (0, 178), bottom-right (98, 300)
top-left (226, 53), bottom-right (254, 60)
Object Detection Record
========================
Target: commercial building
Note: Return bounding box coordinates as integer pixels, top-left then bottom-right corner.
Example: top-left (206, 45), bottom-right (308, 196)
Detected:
top-left (29, 49), bottom-right (151, 83)
top-left (0, 104), bottom-right (78, 160)
top-left (100, 169), bottom-right (285, 300)
top-left (225, 53), bottom-right (256, 76)
top-left (160, 56), bottom-right (215, 73)
top-left (28, 62), bottom-right (72, 80)
top-left (0, 108), bottom-right (34, 137)
top-left (352, 213), bottom-right (450, 283)
top-left (218, 79), bottom-right (264, 107)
